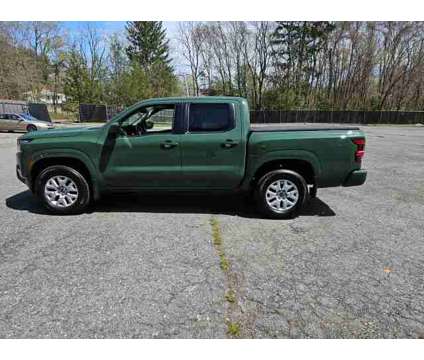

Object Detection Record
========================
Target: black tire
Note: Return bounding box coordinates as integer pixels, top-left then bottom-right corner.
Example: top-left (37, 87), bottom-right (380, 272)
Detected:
top-left (35, 165), bottom-right (91, 215)
top-left (255, 169), bottom-right (308, 219)
top-left (27, 124), bottom-right (37, 132)
top-left (309, 184), bottom-right (317, 199)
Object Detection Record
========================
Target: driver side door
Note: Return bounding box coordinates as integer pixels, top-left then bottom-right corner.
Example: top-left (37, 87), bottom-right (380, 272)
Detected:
top-left (101, 104), bottom-right (184, 189)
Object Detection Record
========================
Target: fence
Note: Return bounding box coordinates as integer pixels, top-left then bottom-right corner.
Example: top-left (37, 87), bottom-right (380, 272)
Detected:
top-left (249, 110), bottom-right (424, 124)
top-left (0, 100), bottom-right (27, 114)
top-left (6, 100), bottom-right (421, 124)
top-left (0, 100), bottom-right (51, 122)
top-left (28, 103), bottom-right (51, 122)
top-left (79, 107), bottom-right (424, 125)
top-left (79, 104), bottom-right (123, 122)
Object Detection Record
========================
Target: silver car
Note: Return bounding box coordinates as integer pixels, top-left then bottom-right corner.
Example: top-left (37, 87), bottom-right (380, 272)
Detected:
top-left (0, 113), bottom-right (54, 132)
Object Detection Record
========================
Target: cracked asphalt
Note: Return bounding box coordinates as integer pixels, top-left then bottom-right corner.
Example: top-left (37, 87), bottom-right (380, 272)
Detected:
top-left (1, 125), bottom-right (423, 338)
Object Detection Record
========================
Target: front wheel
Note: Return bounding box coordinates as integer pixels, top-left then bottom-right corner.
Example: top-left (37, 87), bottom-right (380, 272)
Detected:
top-left (35, 165), bottom-right (91, 214)
top-left (256, 170), bottom-right (307, 219)
top-left (27, 124), bottom-right (37, 132)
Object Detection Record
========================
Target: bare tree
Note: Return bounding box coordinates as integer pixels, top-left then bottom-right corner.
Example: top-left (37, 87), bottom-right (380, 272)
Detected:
top-left (178, 22), bottom-right (202, 95)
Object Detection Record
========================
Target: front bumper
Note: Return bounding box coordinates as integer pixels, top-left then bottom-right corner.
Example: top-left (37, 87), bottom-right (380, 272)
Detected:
top-left (16, 152), bottom-right (30, 186)
top-left (16, 165), bottom-right (26, 184)
top-left (343, 169), bottom-right (367, 187)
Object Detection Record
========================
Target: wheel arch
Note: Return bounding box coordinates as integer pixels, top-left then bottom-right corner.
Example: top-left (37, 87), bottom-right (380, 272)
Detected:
top-left (30, 155), bottom-right (99, 199)
top-left (252, 158), bottom-right (317, 188)
top-left (26, 124), bottom-right (37, 131)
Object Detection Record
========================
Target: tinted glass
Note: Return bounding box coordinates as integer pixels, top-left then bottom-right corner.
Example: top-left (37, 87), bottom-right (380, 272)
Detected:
top-left (189, 104), bottom-right (233, 132)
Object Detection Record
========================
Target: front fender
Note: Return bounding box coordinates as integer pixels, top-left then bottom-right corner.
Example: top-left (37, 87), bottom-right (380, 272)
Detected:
top-left (30, 148), bottom-right (101, 199)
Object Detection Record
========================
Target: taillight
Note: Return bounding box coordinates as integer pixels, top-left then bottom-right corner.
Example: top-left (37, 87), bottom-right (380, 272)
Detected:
top-left (352, 138), bottom-right (365, 162)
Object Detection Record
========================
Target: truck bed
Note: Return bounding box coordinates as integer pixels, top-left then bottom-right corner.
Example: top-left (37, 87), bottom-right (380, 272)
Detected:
top-left (250, 124), bottom-right (360, 132)
top-left (247, 124), bottom-right (365, 188)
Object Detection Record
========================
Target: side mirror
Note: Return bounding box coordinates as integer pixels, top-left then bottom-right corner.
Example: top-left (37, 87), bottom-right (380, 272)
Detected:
top-left (108, 123), bottom-right (121, 137)
top-left (145, 120), bottom-right (154, 130)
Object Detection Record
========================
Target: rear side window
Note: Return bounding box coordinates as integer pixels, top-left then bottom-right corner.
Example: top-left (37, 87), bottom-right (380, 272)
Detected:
top-left (188, 103), bottom-right (233, 132)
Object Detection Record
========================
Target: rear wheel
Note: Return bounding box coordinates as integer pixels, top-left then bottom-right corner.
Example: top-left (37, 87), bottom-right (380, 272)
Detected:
top-left (35, 165), bottom-right (91, 214)
top-left (256, 170), bottom-right (307, 219)
top-left (27, 124), bottom-right (37, 132)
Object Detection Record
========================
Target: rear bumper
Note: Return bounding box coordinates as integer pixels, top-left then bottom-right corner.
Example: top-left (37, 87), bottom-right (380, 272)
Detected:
top-left (343, 169), bottom-right (367, 187)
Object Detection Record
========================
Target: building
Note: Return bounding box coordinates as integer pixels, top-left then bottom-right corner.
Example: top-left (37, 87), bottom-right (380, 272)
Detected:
top-left (23, 89), bottom-right (66, 112)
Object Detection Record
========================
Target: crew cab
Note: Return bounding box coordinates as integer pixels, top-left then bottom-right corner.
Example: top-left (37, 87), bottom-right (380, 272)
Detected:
top-left (16, 97), bottom-right (367, 218)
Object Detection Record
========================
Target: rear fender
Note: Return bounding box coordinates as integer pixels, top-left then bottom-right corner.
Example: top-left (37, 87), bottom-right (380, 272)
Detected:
top-left (241, 149), bottom-right (321, 190)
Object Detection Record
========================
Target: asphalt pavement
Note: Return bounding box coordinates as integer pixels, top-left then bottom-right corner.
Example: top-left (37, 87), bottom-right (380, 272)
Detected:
top-left (0, 126), bottom-right (423, 338)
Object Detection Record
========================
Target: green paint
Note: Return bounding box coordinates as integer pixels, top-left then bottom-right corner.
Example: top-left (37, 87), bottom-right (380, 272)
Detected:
top-left (17, 96), bottom-right (366, 196)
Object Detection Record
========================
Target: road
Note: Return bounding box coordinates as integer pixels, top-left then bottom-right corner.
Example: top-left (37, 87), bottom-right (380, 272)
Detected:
top-left (0, 126), bottom-right (423, 338)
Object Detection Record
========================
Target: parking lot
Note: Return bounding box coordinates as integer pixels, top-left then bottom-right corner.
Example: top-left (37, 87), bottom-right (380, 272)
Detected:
top-left (0, 125), bottom-right (423, 338)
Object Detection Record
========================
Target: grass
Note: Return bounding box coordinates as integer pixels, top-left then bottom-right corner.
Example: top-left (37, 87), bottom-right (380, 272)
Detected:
top-left (227, 322), bottom-right (241, 337)
top-left (50, 112), bottom-right (78, 121)
top-left (210, 217), bottom-right (243, 338)
top-left (210, 217), bottom-right (229, 271)
top-left (225, 289), bottom-right (236, 303)
top-left (210, 218), bottom-right (222, 246)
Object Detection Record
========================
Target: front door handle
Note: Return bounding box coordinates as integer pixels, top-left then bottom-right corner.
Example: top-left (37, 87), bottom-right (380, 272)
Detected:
top-left (222, 139), bottom-right (239, 149)
top-left (161, 140), bottom-right (178, 149)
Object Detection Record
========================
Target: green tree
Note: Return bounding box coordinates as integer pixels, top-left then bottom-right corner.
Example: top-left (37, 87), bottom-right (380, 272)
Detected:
top-left (104, 34), bottom-right (129, 105)
top-left (272, 21), bottom-right (335, 107)
top-left (125, 21), bottom-right (171, 68)
top-left (123, 21), bottom-right (178, 104)
top-left (116, 62), bottom-right (179, 106)
top-left (63, 47), bottom-right (91, 111)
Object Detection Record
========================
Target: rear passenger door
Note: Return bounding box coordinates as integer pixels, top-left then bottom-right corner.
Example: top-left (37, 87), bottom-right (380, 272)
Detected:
top-left (180, 102), bottom-right (245, 189)
top-left (8, 114), bottom-right (21, 131)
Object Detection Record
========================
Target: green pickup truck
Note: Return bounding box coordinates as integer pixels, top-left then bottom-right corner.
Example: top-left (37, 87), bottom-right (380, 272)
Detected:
top-left (16, 97), bottom-right (367, 218)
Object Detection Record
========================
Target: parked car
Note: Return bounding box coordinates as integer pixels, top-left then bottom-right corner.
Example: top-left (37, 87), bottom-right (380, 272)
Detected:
top-left (16, 97), bottom-right (367, 217)
top-left (0, 113), bottom-right (54, 132)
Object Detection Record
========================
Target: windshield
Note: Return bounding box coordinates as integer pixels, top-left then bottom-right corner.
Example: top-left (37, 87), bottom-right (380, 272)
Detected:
top-left (19, 113), bottom-right (42, 122)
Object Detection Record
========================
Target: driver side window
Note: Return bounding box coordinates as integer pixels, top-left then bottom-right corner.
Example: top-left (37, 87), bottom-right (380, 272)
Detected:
top-left (146, 107), bottom-right (174, 133)
top-left (120, 105), bottom-right (175, 136)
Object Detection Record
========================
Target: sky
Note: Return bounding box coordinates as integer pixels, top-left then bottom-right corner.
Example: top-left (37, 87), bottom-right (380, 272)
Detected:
top-left (61, 21), bottom-right (185, 72)
top-left (61, 21), bottom-right (178, 40)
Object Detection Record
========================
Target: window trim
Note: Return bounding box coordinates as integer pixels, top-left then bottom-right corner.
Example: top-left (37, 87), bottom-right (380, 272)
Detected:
top-left (186, 102), bottom-right (235, 134)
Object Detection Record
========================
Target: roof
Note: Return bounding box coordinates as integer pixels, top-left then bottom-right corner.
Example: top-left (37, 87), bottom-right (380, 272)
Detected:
top-left (138, 96), bottom-right (247, 103)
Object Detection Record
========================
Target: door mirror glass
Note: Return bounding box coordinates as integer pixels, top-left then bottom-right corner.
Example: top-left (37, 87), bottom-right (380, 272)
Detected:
top-left (109, 123), bottom-right (121, 137)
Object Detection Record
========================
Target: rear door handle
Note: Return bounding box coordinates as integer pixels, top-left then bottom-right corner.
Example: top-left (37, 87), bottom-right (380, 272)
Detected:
top-left (222, 139), bottom-right (239, 149)
top-left (161, 140), bottom-right (178, 149)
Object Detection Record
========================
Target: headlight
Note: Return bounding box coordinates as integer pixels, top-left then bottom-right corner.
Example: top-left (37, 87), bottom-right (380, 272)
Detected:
top-left (17, 138), bottom-right (32, 151)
